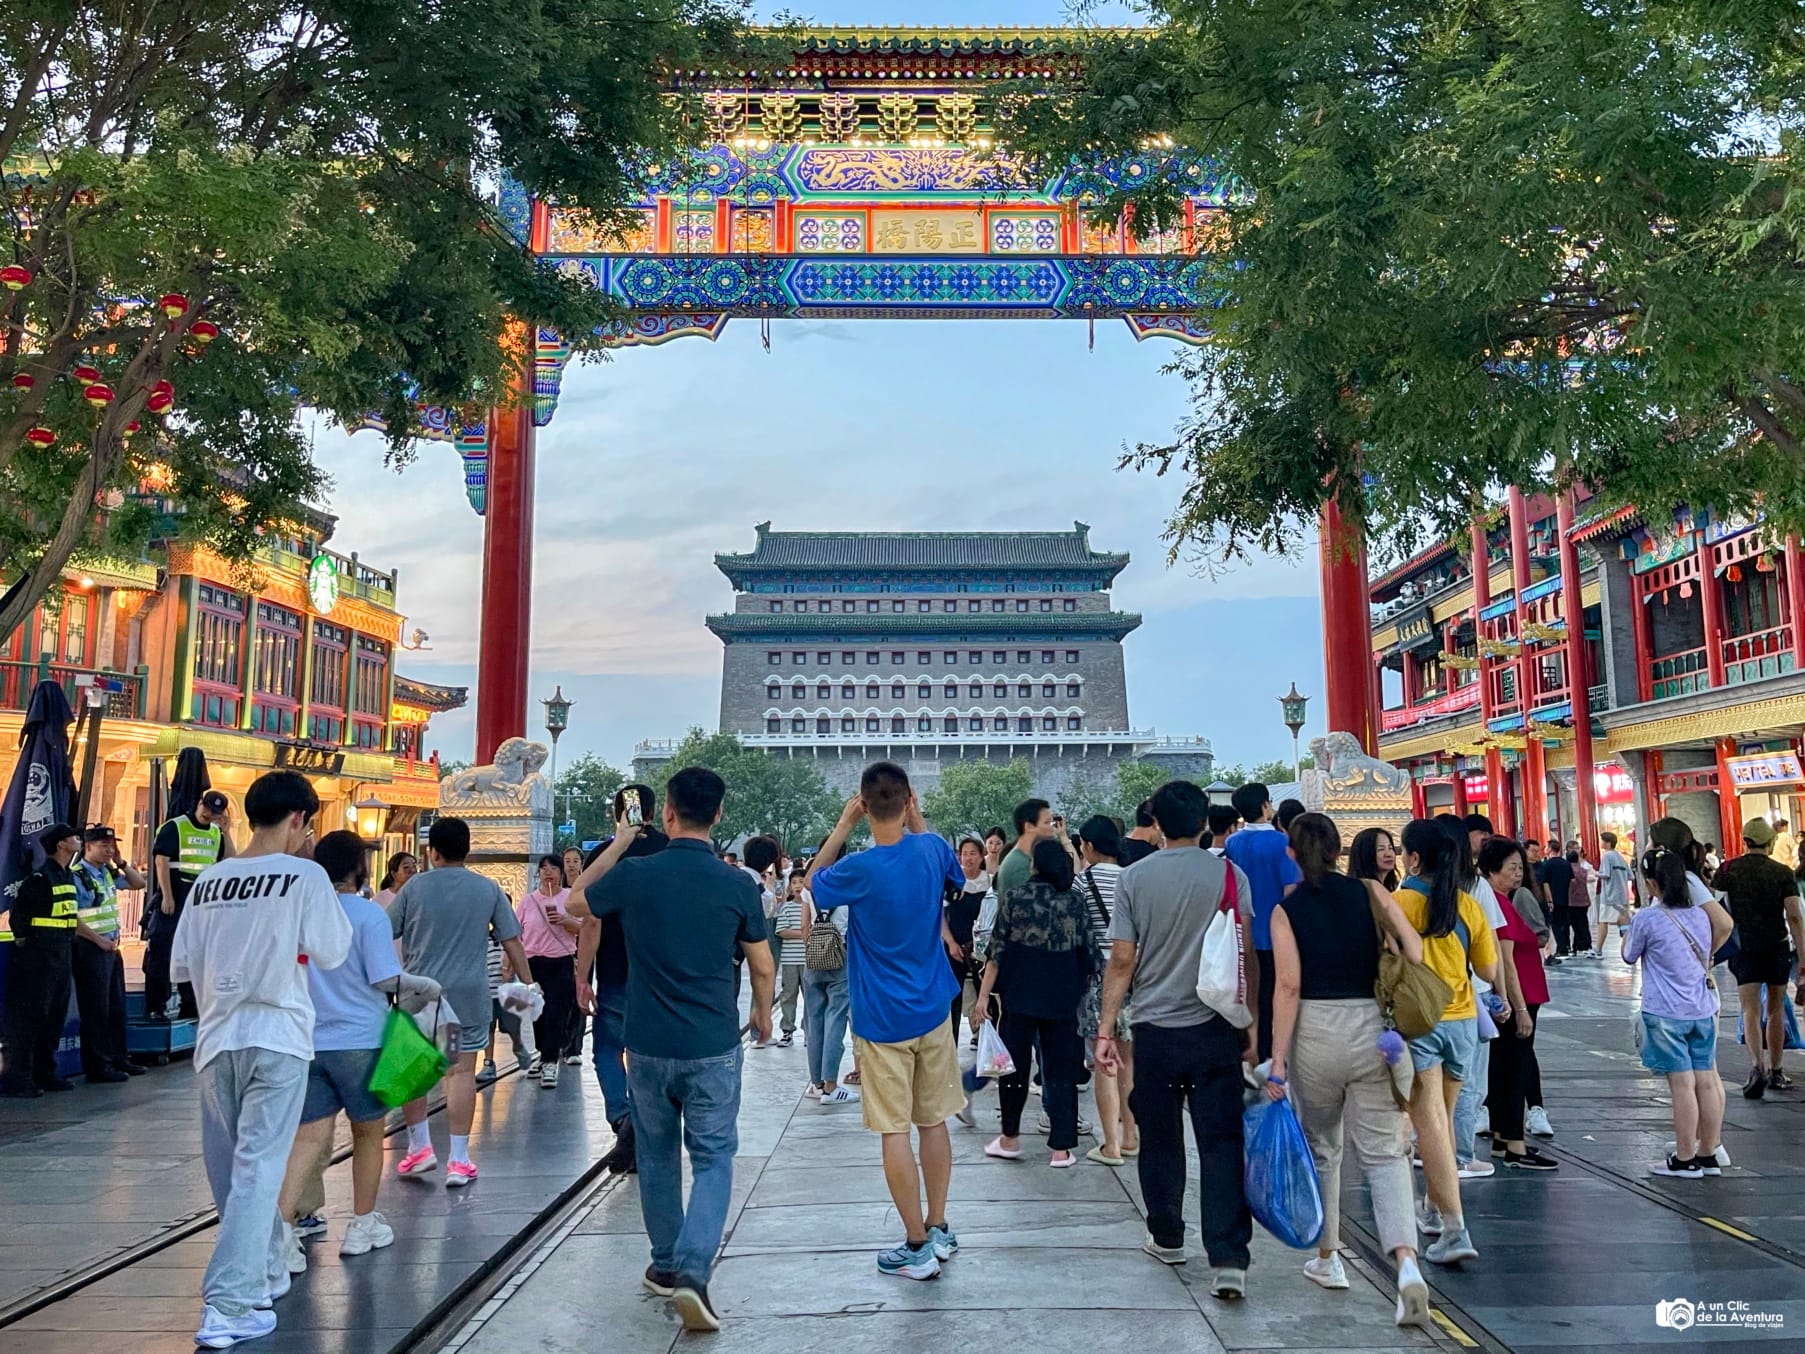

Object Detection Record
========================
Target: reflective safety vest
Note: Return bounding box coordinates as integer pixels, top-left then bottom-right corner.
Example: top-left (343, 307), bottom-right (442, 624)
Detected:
top-left (75, 862), bottom-right (121, 937)
top-left (170, 816), bottom-right (223, 878)
top-left (0, 871), bottom-right (80, 941)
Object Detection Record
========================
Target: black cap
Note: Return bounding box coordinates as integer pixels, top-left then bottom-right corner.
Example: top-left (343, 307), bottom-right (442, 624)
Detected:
top-left (83, 825), bottom-right (116, 843)
top-left (37, 822), bottom-right (79, 849)
top-left (200, 790), bottom-right (228, 811)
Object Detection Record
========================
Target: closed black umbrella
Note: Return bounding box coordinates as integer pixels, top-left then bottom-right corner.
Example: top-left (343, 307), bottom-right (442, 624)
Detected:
top-left (165, 745), bottom-right (212, 822)
top-left (0, 680), bottom-right (77, 1014)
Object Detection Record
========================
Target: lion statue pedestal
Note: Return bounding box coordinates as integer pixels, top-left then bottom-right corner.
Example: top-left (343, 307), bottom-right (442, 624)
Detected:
top-left (438, 736), bottom-right (553, 899)
top-left (1302, 731), bottom-right (1413, 843)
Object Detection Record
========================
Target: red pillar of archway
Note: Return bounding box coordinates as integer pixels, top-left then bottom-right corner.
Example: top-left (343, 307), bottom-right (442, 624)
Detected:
top-left (475, 391), bottom-right (536, 765)
top-left (1558, 490), bottom-right (1602, 862)
top-left (1508, 487), bottom-right (1548, 843)
top-left (1319, 495), bottom-right (1378, 754)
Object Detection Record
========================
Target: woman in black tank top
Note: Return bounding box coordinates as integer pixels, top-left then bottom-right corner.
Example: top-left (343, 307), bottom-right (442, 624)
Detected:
top-left (1266, 813), bottom-right (1431, 1327)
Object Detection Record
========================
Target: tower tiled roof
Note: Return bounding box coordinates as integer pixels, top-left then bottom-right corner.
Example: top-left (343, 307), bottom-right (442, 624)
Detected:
top-left (707, 611), bottom-right (1143, 642)
top-left (394, 675), bottom-right (469, 712)
top-left (716, 522), bottom-right (1129, 581)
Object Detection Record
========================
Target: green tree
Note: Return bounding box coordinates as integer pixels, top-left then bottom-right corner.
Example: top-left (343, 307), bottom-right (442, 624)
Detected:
top-left (0, 1), bottom-right (755, 640)
top-left (652, 728), bottom-right (839, 852)
top-left (1245, 756), bottom-right (1314, 789)
top-left (1114, 760), bottom-right (1172, 819)
top-left (921, 759), bottom-right (1034, 841)
top-left (1000, 5), bottom-right (1805, 564)
top-left (554, 752), bottom-right (625, 848)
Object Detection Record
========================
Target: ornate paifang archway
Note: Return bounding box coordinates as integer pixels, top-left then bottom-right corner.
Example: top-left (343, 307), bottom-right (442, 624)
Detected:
top-left (382, 27), bottom-right (1374, 760)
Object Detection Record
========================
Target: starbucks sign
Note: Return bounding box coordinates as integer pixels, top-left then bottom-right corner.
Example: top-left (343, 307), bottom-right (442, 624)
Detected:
top-left (307, 553), bottom-right (339, 614)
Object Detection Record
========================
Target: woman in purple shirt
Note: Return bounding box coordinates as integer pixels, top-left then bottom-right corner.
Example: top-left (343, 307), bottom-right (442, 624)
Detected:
top-left (1623, 818), bottom-right (1732, 1179)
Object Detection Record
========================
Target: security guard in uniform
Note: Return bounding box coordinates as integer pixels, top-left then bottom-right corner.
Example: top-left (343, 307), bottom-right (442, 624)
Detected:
top-left (73, 825), bottom-right (147, 1081)
top-left (0, 823), bottom-right (84, 1097)
top-left (144, 789), bottom-right (233, 1019)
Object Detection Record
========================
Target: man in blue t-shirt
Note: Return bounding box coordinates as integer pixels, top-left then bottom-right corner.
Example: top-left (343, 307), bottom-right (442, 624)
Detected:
top-left (809, 761), bottom-right (964, 1283)
top-left (1222, 782), bottom-right (1301, 1062)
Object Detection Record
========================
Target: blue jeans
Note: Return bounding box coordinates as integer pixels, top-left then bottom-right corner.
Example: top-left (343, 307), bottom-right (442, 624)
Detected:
top-left (801, 966), bottom-right (851, 1086)
top-left (629, 1047), bottom-right (743, 1284)
top-left (1453, 1035), bottom-right (1491, 1165)
top-left (592, 983), bottom-right (630, 1124)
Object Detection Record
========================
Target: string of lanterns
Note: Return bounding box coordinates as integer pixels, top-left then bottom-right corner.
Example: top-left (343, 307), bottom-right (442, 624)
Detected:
top-left (4, 278), bottom-right (224, 452)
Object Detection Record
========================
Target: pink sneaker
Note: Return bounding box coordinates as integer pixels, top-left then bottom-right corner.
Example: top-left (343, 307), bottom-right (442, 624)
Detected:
top-left (396, 1147), bottom-right (438, 1177)
top-left (445, 1159), bottom-right (478, 1188)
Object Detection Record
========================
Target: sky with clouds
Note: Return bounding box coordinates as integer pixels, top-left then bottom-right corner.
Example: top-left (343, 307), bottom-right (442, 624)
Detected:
top-left (304, 0), bottom-right (1328, 776)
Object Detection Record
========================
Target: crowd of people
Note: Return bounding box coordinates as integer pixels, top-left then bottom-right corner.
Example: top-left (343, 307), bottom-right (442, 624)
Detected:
top-left (4, 757), bottom-right (1803, 1347)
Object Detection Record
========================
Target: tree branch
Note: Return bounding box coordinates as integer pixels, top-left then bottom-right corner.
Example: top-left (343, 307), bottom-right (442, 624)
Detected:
top-left (0, 19), bottom-right (68, 167)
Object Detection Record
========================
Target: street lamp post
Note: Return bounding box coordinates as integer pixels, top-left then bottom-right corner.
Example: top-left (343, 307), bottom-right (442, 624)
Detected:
top-left (542, 685), bottom-right (573, 840)
top-left (1279, 683), bottom-right (1310, 785)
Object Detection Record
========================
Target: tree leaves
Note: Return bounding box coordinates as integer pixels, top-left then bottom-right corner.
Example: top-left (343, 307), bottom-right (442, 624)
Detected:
top-left (998, 0), bottom-right (1805, 568)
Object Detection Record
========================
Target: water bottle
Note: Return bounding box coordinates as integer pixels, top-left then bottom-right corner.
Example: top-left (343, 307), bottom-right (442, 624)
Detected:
top-left (1482, 992), bottom-right (1508, 1019)
top-left (164, 994), bottom-right (181, 1020)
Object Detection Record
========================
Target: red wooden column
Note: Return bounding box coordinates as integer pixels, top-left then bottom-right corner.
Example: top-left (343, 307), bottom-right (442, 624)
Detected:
top-left (1715, 737), bottom-right (1743, 858)
top-left (1698, 535), bottom-right (1728, 688)
top-left (1786, 535), bottom-right (1805, 671)
top-left (1628, 563), bottom-right (1654, 703)
top-left (1319, 495), bottom-right (1378, 754)
top-left (474, 380), bottom-right (536, 765)
top-left (1471, 520), bottom-right (1513, 835)
top-left (1507, 488), bottom-right (1548, 842)
top-left (1558, 491), bottom-right (1601, 861)
top-left (1452, 772), bottom-right (1469, 816)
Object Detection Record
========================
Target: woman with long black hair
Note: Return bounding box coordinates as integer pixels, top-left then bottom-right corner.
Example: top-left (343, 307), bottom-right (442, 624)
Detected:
top-left (1269, 813), bottom-right (1429, 1325)
top-left (1393, 818), bottom-right (1505, 1266)
top-left (1350, 827), bottom-right (1401, 892)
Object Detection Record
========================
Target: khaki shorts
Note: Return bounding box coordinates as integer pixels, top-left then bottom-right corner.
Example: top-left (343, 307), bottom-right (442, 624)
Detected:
top-left (852, 1017), bottom-right (964, 1134)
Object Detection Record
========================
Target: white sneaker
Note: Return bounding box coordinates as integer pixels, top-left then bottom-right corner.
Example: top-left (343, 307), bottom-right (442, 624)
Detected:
top-left (803, 1084), bottom-right (823, 1101)
top-left (1395, 1256), bottom-right (1430, 1327)
top-left (565, 1053), bottom-right (583, 1066)
top-left (540, 1062), bottom-right (560, 1089)
top-left (339, 1212), bottom-right (395, 1257)
top-left (281, 1222), bottom-right (306, 1275)
top-left (1526, 1105), bottom-right (1554, 1137)
top-left (821, 1085), bottom-right (860, 1104)
top-left (1458, 1158), bottom-right (1496, 1179)
top-left (1303, 1253), bottom-right (1349, 1290)
top-left (526, 1054), bottom-right (543, 1076)
top-left (954, 1099), bottom-right (976, 1127)
top-left (1474, 1105), bottom-right (1491, 1136)
top-left (196, 1305), bottom-right (277, 1349)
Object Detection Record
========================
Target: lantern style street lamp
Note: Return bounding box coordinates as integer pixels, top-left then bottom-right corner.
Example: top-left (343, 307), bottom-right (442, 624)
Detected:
top-left (1205, 779), bottom-right (1236, 808)
top-left (1279, 682), bottom-right (1310, 785)
top-left (351, 793), bottom-right (391, 845)
top-left (542, 686), bottom-right (574, 830)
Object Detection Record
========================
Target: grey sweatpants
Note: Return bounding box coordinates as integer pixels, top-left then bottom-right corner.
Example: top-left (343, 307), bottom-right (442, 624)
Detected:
top-left (199, 1048), bottom-right (308, 1317)
top-left (1289, 998), bottom-right (1417, 1257)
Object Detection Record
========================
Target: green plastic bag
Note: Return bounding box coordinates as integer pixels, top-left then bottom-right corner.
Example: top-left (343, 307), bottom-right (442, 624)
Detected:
top-left (368, 1004), bottom-right (448, 1108)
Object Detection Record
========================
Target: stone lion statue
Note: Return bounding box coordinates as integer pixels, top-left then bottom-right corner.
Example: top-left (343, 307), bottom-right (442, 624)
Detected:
top-left (1309, 731), bottom-right (1412, 796)
top-left (442, 737), bottom-right (550, 807)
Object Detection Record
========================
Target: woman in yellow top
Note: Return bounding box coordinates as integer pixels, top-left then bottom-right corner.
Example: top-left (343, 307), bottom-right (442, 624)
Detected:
top-left (1392, 818), bottom-right (1504, 1268)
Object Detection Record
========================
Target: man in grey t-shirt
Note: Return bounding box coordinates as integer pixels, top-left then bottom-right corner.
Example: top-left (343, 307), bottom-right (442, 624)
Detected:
top-left (386, 816), bottom-right (530, 1185)
top-left (1095, 780), bottom-right (1255, 1294)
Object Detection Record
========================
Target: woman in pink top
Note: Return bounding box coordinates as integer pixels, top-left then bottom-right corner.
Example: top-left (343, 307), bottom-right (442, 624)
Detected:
top-left (1479, 837), bottom-right (1556, 1172)
top-left (518, 855), bottom-right (580, 1087)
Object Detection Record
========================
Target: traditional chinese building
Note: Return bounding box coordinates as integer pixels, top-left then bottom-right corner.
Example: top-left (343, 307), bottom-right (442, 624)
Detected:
top-left (1369, 487), bottom-right (1805, 861)
top-left (636, 523), bottom-right (1210, 799)
top-left (0, 507), bottom-right (465, 884)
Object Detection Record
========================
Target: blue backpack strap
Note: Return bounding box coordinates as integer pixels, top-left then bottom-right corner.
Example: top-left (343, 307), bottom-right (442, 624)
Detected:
top-left (1452, 912), bottom-right (1471, 956)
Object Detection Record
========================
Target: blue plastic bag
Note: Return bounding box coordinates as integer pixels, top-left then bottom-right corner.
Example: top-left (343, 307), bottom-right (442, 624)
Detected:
top-left (1243, 1096), bottom-right (1325, 1249)
top-left (1736, 987), bottom-right (1805, 1049)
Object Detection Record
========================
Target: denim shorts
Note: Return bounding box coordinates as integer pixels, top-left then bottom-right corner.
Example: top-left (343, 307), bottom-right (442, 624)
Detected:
top-left (1408, 1016), bottom-right (1479, 1082)
top-left (302, 1047), bottom-right (388, 1123)
top-left (1639, 1013), bottom-right (1718, 1074)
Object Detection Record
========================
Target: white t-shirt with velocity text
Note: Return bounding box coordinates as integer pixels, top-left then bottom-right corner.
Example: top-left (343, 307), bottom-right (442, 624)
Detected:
top-left (171, 853), bottom-right (352, 1070)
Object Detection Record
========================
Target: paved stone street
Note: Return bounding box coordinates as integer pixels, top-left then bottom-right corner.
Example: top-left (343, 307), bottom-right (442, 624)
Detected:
top-left (2, 954), bottom-right (1802, 1352)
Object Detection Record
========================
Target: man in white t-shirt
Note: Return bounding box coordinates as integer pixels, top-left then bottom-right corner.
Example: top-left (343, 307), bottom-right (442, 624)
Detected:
top-left (173, 771), bottom-right (351, 1350)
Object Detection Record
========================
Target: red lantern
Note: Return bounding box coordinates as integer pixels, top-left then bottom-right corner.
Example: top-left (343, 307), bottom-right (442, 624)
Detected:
top-left (73, 363), bottom-right (101, 383)
top-left (25, 426), bottom-right (54, 448)
top-left (189, 319), bottom-right (219, 345)
top-left (0, 265), bottom-right (30, 291)
top-left (146, 387), bottom-right (174, 416)
top-left (1726, 563), bottom-right (1744, 584)
top-left (83, 383), bottom-right (113, 409)
top-left (121, 419), bottom-right (140, 438)
top-left (11, 372), bottom-right (33, 391)
top-left (158, 293), bottom-right (189, 319)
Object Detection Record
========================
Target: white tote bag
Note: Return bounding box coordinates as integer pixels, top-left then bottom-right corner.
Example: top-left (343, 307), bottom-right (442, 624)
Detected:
top-left (1195, 862), bottom-right (1254, 1029)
